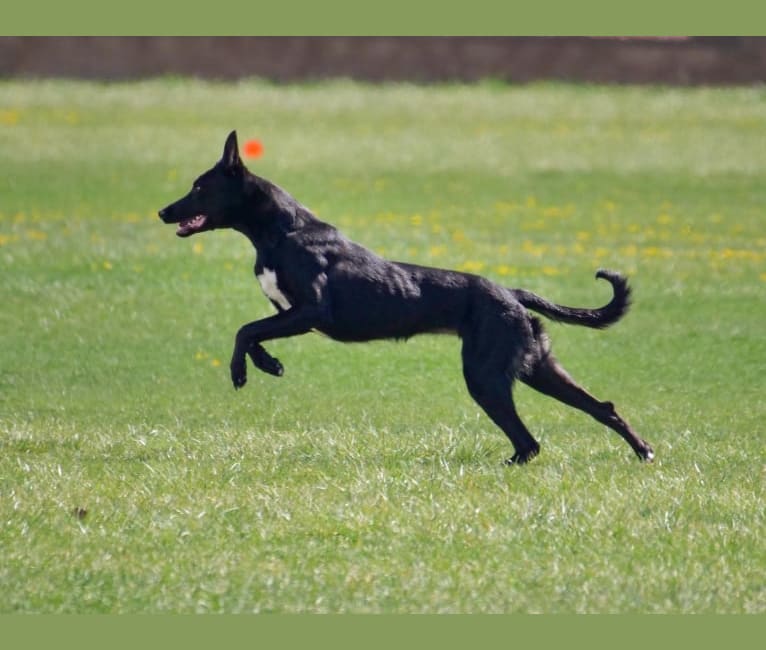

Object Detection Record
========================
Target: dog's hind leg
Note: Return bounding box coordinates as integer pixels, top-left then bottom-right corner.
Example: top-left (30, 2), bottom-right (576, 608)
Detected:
top-left (461, 343), bottom-right (541, 465)
top-left (521, 354), bottom-right (654, 461)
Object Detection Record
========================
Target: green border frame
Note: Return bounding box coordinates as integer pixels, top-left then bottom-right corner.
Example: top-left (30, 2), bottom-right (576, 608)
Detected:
top-left (3, 0), bottom-right (766, 35)
top-left (3, 0), bottom-right (765, 646)
top-left (4, 614), bottom-right (766, 648)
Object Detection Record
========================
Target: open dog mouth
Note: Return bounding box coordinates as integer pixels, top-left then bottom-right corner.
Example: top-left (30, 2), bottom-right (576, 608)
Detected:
top-left (176, 214), bottom-right (209, 237)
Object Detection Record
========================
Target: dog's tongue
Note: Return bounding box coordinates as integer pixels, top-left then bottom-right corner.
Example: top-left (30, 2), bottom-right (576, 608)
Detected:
top-left (177, 214), bottom-right (207, 237)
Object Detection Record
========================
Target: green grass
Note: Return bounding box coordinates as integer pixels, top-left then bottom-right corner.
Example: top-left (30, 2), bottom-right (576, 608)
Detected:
top-left (1, 79), bottom-right (764, 613)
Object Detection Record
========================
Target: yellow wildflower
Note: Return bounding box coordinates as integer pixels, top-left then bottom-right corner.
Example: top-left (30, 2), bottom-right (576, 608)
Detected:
top-left (0, 110), bottom-right (20, 125)
top-left (620, 244), bottom-right (638, 257)
top-left (458, 260), bottom-right (485, 273)
top-left (26, 230), bottom-right (47, 241)
top-left (495, 264), bottom-right (517, 277)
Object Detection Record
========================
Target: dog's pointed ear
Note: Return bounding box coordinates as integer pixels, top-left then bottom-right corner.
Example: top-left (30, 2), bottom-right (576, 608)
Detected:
top-left (221, 130), bottom-right (242, 172)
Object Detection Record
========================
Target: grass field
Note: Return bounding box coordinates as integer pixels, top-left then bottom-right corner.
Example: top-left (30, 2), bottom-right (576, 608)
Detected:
top-left (1, 79), bottom-right (764, 613)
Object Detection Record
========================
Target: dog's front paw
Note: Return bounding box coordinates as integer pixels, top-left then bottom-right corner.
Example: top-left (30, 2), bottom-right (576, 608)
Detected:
top-left (249, 345), bottom-right (284, 377)
top-left (230, 357), bottom-right (247, 390)
top-left (259, 355), bottom-right (284, 377)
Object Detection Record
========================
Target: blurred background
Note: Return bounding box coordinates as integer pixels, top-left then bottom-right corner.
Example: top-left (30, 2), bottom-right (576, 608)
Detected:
top-left (1, 36), bottom-right (765, 84)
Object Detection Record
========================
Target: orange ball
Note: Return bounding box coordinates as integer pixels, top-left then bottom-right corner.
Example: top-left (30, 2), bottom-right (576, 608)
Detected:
top-left (243, 139), bottom-right (264, 159)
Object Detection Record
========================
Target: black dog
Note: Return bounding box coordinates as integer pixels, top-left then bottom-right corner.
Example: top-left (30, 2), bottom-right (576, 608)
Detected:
top-left (159, 131), bottom-right (654, 465)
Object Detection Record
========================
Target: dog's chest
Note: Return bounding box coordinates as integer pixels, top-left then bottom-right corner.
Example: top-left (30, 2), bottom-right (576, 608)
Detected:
top-left (256, 267), bottom-right (292, 310)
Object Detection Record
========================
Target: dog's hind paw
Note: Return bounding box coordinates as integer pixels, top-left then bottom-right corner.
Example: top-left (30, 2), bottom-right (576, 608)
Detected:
top-left (504, 446), bottom-right (540, 466)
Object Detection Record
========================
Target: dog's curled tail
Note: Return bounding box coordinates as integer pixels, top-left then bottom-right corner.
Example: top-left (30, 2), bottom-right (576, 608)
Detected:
top-left (514, 269), bottom-right (631, 329)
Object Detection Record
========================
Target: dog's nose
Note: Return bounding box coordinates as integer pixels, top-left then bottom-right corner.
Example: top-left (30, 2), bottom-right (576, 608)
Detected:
top-left (158, 208), bottom-right (167, 219)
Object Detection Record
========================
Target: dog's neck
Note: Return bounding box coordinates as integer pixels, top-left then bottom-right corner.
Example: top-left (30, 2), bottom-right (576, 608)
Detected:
top-left (233, 176), bottom-right (314, 251)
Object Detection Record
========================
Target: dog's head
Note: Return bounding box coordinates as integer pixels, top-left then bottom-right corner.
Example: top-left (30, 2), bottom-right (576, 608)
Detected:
top-left (159, 131), bottom-right (250, 237)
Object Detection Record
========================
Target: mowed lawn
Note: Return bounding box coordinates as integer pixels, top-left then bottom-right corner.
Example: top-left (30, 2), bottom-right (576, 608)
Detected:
top-left (0, 80), bottom-right (764, 613)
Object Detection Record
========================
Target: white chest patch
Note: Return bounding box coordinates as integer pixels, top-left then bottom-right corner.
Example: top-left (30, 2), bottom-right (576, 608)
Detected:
top-left (256, 267), bottom-right (292, 310)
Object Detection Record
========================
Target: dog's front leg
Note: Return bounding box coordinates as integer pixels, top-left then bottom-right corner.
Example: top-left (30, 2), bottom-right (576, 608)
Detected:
top-left (248, 343), bottom-right (284, 378)
top-left (230, 308), bottom-right (321, 389)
